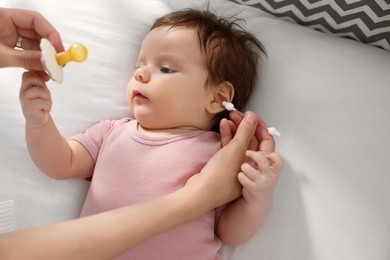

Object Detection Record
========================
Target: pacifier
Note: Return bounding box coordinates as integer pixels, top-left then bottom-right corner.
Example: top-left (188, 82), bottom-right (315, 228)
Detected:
top-left (40, 39), bottom-right (88, 84)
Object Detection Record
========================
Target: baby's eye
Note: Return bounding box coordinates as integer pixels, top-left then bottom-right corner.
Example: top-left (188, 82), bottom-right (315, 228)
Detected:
top-left (160, 67), bottom-right (175, 74)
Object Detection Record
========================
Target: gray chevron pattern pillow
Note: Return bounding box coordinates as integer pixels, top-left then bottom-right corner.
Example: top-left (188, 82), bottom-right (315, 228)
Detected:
top-left (230, 0), bottom-right (390, 51)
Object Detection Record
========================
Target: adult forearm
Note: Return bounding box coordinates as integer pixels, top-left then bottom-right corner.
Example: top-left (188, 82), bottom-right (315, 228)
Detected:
top-left (0, 111), bottom-right (258, 259)
top-left (0, 186), bottom-right (203, 260)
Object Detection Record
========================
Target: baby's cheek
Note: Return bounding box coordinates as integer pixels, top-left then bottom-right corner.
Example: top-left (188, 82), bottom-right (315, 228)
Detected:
top-left (125, 84), bottom-right (133, 105)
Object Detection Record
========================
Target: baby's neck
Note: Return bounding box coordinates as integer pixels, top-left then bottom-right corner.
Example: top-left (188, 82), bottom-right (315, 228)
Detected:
top-left (137, 124), bottom-right (201, 137)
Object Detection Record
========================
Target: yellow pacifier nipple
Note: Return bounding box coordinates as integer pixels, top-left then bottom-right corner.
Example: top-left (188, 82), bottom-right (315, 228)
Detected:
top-left (55, 43), bottom-right (88, 65)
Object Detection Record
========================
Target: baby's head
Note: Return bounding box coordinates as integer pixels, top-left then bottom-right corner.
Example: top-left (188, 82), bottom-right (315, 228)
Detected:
top-left (128, 9), bottom-right (265, 132)
top-left (152, 9), bottom-right (266, 130)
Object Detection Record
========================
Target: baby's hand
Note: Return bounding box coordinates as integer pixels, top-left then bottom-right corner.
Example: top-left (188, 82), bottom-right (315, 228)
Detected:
top-left (19, 71), bottom-right (52, 128)
top-left (238, 150), bottom-right (283, 204)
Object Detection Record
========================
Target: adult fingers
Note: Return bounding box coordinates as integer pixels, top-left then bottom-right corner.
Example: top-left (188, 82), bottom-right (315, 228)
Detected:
top-left (228, 110), bottom-right (245, 125)
top-left (230, 111), bottom-right (275, 153)
top-left (228, 112), bottom-right (259, 151)
top-left (10, 9), bottom-right (64, 52)
top-left (220, 118), bottom-right (233, 147)
top-left (7, 48), bottom-right (44, 70)
top-left (256, 125), bottom-right (275, 153)
top-left (227, 112), bottom-right (258, 151)
top-left (197, 113), bottom-right (258, 207)
top-left (220, 118), bottom-right (239, 147)
top-left (14, 34), bottom-right (41, 50)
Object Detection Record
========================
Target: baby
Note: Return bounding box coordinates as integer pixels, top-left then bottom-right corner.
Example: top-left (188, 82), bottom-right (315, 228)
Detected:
top-left (19, 8), bottom-right (283, 260)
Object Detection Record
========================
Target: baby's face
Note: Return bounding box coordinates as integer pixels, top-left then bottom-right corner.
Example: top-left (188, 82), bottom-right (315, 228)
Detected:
top-left (127, 26), bottom-right (215, 132)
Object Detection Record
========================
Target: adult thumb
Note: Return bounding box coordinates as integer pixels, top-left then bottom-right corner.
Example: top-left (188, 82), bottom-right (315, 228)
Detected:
top-left (229, 112), bottom-right (258, 151)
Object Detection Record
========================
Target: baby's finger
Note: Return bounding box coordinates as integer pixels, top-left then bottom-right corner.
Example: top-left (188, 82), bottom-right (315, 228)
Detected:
top-left (21, 71), bottom-right (45, 88)
top-left (245, 150), bottom-right (270, 172)
top-left (240, 163), bottom-right (261, 183)
top-left (35, 71), bottom-right (50, 81)
top-left (237, 172), bottom-right (255, 189)
top-left (266, 153), bottom-right (284, 173)
top-left (24, 85), bottom-right (51, 100)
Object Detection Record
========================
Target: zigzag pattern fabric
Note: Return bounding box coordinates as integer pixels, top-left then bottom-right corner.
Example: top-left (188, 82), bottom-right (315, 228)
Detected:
top-left (230, 0), bottom-right (390, 51)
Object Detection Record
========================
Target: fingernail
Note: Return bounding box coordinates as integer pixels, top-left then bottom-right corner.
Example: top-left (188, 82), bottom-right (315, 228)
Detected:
top-left (244, 113), bottom-right (257, 126)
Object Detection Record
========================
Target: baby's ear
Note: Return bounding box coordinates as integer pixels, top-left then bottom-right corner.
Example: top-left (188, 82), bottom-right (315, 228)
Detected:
top-left (206, 81), bottom-right (234, 114)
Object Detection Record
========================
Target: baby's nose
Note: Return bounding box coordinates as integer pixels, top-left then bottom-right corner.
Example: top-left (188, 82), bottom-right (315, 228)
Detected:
top-left (134, 67), bottom-right (150, 83)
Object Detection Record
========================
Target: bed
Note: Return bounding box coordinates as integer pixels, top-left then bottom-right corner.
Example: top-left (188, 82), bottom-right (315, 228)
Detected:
top-left (1, 0), bottom-right (389, 259)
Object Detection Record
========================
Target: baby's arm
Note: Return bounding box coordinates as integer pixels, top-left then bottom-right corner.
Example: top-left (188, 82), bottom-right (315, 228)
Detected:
top-left (216, 150), bottom-right (283, 246)
top-left (19, 71), bottom-right (94, 179)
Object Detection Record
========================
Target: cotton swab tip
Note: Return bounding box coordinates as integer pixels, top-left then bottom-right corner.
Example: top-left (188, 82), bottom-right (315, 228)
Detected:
top-left (267, 127), bottom-right (281, 137)
top-left (222, 101), bottom-right (235, 111)
top-left (222, 101), bottom-right (281, 138)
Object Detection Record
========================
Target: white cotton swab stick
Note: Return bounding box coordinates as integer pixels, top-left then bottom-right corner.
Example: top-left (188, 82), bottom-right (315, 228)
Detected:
top-left (222, 101), bottom-right (281, 138)
top-left (222, 101), bottom-right (243, 115)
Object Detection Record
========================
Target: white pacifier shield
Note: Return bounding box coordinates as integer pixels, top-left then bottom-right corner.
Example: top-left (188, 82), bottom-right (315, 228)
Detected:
top-left (40, 39), bottom-right (63, 84)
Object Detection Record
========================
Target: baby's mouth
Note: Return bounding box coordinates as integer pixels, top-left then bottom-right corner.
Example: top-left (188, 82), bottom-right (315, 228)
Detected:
top-left (133, 90), bottom-right (148, 101)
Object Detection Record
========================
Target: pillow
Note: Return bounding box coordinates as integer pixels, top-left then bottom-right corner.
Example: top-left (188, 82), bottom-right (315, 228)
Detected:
top-left (230, 0), bottom-right (390, 51)
top-left (1, 1), bottom-right (389, 260)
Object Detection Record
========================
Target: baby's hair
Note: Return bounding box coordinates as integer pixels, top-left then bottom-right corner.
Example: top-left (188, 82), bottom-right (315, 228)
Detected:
top-left (151, 8), bottom-right (266, 131)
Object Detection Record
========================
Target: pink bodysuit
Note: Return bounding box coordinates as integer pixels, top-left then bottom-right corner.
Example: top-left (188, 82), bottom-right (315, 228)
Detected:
top-left (71, 118), bottom-right (223, 260)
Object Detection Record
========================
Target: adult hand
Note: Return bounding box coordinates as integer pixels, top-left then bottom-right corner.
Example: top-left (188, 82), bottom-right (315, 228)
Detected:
top-left (189, 112), bottom-right (260, 209)
top-left (220, 110), bottom-right (283, 201)
top-left (0, 7), bottom-right (64, 70)
top-left (220, 111), bottom-right (275, 153)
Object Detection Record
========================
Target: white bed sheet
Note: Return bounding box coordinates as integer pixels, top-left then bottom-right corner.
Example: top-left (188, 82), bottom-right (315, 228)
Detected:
top-left (1, 0), bottom-right (389, 259)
